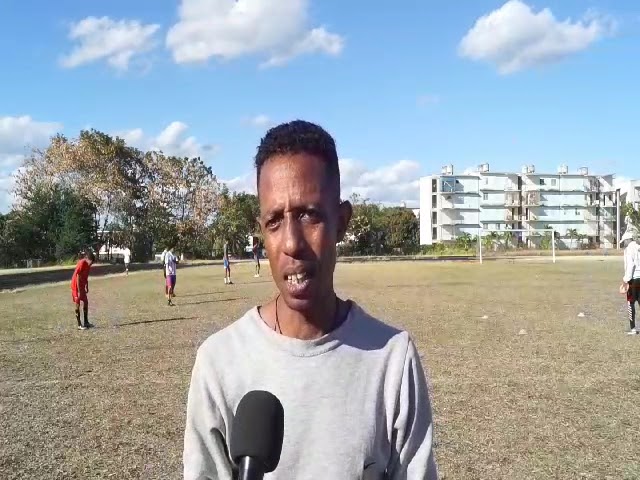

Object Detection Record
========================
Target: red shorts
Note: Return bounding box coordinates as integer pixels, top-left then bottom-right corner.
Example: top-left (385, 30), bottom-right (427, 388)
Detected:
top-left (72, 290), bottom-right (88, 304)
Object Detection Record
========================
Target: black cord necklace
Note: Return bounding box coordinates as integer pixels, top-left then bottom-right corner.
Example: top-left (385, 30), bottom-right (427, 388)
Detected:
top-left (274, 294), bottom-right (342, 335)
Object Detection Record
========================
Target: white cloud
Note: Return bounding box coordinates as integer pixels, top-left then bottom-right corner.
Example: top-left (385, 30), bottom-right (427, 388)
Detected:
top-left (458, 0), bottom-right (614, 74)
top-left (244, 114), bottom-right (274, 129)
top-left (0, 168), bottom-right (23, 213)
top-left (0, 115), bottom-right (62, 155)
top-left (60, 16), bottom-right (160, 71)
top-left (116, 121), bottom-right (220, 159)
top-left (166, 0), bottom-right (344, 67)
top-left (223, 159), bottom-right (422, 207)
top-left (224, 172), bottom-right (257, 195)
top-left (340, 159), bottom-right (422, 207)
top-left (259, 27), bottom-right (344, 68)
top-left (0, 116), bottom-right (63, 208)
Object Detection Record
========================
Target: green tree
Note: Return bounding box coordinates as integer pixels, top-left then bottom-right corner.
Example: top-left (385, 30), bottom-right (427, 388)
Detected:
top-left (4, 183), bottom-right (97, 264)
top-left (566, 228), bottom-right (579, 250)
top-left (346, 194), bottom-right (386, 255)
top-left (17, 129), bottom-right (147, 249)
top-left (623, 203), bottom-right (640, 232)
top-left (455, 232), bottom-right (473, 251)
top-left (211, 188), bottom-right (260, 257)
top-left (500, 231), bottom-right (514, 251)
top-left (382, 207), bottom-right (419, 254)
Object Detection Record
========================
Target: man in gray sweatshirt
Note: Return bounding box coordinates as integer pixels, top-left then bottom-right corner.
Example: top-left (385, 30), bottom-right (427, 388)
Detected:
top-left (183, 120), bottom-right (438, 479)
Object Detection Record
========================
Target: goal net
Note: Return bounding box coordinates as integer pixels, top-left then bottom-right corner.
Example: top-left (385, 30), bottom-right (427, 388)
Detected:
top-left (476, 228), bottom-right (557, 264)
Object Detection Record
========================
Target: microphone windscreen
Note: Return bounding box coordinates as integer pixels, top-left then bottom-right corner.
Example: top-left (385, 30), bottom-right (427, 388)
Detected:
top-left (230, 390), bottom-right (284, 473)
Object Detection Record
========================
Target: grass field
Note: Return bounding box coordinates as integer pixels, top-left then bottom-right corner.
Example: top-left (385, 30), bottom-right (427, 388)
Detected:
top-left (1, 259), bottom-right (639, 479)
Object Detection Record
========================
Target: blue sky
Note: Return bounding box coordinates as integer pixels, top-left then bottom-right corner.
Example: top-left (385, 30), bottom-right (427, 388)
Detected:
top-left (1, 0), bottom-right (639, 212)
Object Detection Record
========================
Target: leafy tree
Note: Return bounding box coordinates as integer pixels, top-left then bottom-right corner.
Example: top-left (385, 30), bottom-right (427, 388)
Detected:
top-left (382, 207), bottom-right (419, 254)
top-left (566, 228), bottom-right (579, 250)
top-left (482, 231), bottom-right (499, 252)
top-left (3, 183), bottom-right (97, 264)
top-left (623, 203), bottom-right (640, 232)
top-left (455, 232), bottom-right (474, 251)
top-left (346, 194), bottom-right (386, 255)
top-left (16, 129), bottom-right (146, 249)
top-left (211, 188), bottom-right (260, 257)
top-left (144, 153), bottom-right (221, 256)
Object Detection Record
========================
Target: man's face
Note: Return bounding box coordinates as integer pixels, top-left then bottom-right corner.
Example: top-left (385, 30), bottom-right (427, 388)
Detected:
top-left (258, 153), bottom-right (351, 313)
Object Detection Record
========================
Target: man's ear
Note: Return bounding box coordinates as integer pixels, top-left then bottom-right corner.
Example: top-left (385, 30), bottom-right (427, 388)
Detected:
top-left (337, 200), bottom-right (353, 243)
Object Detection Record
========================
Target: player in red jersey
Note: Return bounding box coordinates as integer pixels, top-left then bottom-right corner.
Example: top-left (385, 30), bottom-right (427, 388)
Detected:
top-left (71, 251), bottom-right (95, 330)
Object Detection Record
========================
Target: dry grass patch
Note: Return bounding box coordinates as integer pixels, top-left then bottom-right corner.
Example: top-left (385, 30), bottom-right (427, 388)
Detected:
top-left (1, 259), bottom-right (639, 479)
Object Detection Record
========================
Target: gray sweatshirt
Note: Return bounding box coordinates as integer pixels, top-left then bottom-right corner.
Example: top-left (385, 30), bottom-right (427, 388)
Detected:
top-left (183, 302), bottom-right (438, 480)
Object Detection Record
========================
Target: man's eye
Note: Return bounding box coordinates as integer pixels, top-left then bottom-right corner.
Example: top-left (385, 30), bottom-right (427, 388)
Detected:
top-left (301, 211), bottom-right (321, 222)
top-left (266, 218), bottom-right (281, 229)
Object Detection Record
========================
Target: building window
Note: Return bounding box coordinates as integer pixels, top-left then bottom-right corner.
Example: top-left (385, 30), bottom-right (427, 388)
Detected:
top-left (482, 223), bottom-right (488, 229)
top-left (540, 179), bottom-right (546, 185)
top-left (432, 194), bottom-right (436, 206)
top-left (432, 179), bottom-right (437, 191)
top-left (575, 209), bottom-right (579, 216)
top-left (484, 177), bottom-right (488, 185)
top-left (551, 179), bottom-right (557, 186)
top-left (496, 224), bottom-right (501, 230)
top-left (483, 193), bottom-right (489, 201)
top-left (432, 212), bottom-right (437, 224)
top-left (432, 227), bottom-right (437, 240)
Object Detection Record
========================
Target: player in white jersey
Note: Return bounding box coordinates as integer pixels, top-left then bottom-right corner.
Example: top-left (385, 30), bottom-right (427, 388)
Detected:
top-left (123, 247), bottom-right (131, 275)
top-left (164, 247), bottom-right (178, 306)
top-left (621, 229), bottom-right (640, 334)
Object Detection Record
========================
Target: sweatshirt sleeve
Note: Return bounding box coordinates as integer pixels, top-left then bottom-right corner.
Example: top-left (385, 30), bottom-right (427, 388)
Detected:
top-left (183, 348), bottom-right (234, 480)
top-left (387, 338), bottom-right (438, 480)
top-left (623, 246), bottom-right (636, 283)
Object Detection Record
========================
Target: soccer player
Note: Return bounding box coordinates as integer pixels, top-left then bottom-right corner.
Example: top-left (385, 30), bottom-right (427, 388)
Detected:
top-left (71, 251), bottom-right (95, 330)
top-left (123, 246), bottom-right (131, 275)
top-left (621, 230), bottom-right (640, 335)
top-left (253, 238), bottom-right (261, 277)
top-left (223, 240), bottom-right (232, 285)
top-left (183, 121), bottom-right (438, 479)
top-left (164, 246), bottom-right (178, 306)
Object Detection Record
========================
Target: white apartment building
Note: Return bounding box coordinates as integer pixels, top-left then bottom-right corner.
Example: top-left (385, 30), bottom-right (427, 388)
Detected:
top-left (419, 164), bottom-right (619, 249)
top-left (622, 179), bottom-right (640, 211)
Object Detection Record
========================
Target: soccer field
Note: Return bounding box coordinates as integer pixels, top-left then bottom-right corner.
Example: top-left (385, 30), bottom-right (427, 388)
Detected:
top-left (1, 259), bottom-right (639, 479)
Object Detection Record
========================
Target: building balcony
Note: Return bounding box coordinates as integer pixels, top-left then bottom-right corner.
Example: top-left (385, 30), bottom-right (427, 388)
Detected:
top-left (440, 185), bottom-right (466, 193)
top-left (481, 200), bottom-right (506, 206)
top-left (440, 199), bottom-right (479, 209)
top-left (440, 218), bottom-right (469, 226)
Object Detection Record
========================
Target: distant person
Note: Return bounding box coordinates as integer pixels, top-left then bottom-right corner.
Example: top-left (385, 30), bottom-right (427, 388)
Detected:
top-left (183, 120), bottom-right (438, 479)
top-left (253, 239), bottom-right (261, 277)
top-left (621, 230), bottom-right (640, 335)
top-left (123, 246), bottom-right (131, 275)
top-left (164, 246), bottom-right (178, 306)
top-left (71, 251), bottom-right (95, 330)
top-left (223, 241), bottom-right (233, 285)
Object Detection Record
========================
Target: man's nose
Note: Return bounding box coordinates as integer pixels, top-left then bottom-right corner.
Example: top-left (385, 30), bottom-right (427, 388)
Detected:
top-left (282, 217), bottom-right (306, 257)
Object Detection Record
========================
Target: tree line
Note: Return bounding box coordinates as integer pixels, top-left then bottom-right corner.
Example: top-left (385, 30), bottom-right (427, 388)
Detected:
top-left (0, 129), bottom-right (422, 268)
top-left (0, 129), bottom-right (259, 268)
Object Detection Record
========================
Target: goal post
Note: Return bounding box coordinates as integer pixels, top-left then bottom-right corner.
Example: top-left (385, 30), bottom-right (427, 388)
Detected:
top-left (477, 228), bottom-right (556, 264)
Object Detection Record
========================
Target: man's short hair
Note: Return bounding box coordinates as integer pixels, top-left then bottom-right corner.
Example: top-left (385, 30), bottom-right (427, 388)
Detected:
top-left (254, 120), bottom-right (340, 198)
top-left (85, 251), bottom-right (96, 262)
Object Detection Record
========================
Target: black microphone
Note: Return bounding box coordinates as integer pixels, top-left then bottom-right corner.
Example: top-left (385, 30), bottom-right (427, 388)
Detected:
top-left (230, 390), bottom-right (285, 480)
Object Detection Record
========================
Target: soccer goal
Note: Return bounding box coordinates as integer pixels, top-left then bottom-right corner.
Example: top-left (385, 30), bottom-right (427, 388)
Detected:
top-left (477, 228), bottom-right (557, 264)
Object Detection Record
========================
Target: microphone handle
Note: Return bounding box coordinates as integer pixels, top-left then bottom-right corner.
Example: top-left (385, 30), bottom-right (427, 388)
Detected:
top-left (238, 456), bottom-right (265, 480)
